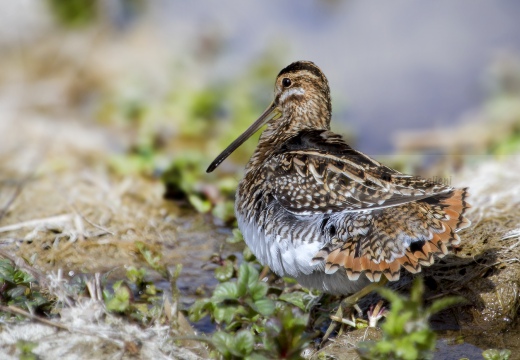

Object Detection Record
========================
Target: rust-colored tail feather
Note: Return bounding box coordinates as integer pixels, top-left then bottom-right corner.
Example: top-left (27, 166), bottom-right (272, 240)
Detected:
top-left (315, 187), bottom-right (471, 283)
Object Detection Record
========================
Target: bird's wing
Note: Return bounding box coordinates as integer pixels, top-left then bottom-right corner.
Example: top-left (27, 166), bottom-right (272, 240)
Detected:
top-left (265, 130), bottom-right (471, 283)
top-left (311, 188), bottom-right (471, 282)
top-left (267, 130), bottom-right (451, 216)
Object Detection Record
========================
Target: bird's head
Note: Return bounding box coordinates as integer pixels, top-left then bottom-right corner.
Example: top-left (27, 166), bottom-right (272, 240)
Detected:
top-left (207, 61), bottom-right (331, 173)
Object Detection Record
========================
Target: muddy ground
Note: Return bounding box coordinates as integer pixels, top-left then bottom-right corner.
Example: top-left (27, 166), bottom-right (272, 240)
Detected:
top-left (0, 107), bottom-right (519, 359)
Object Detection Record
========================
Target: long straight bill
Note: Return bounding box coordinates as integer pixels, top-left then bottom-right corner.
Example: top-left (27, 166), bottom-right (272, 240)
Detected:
top-left (206, 102), bottom-right (279, 173)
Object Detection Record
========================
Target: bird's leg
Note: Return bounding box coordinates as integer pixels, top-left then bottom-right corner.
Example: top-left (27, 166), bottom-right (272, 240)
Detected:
top-left (321, 277), bottom-right (389, 344)
top-left (258, 265), bottom-right (270, 280)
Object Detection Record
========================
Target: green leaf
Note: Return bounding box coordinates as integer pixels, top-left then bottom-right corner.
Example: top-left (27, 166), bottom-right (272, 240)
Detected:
top-left (215, 259), bottom-right (235, 282)
top-left (134, 241), bottom-right (168, 277)
top-left (249, 281), bottom-right (268, 301)
top-left (427, 296), bottom-right (465, 316)
top-left (482, 349), bottom-right (512, 360)
top-left (16, 339), bottom-right (38, 360)
top-left (212, 331), bottom-right (234, 358)
top-left (245, 354), bottom-right (270, 360)
top-left (105, 281), bottom-right (131, 312)
top-left (216, 177), bottom-right (239, 194)
top-left (372, 340), bottom-right (394, 354)
top-left (281, 277), bottom-right (298, 285)
top-left (252, 298), bottom-right (275, 316)
top-left (279, 291), bottom-right (308, 310)
top-left (212, 200), bottom-right (236, 223)
top-left (237, 262), bottom-right (259, 296)
top-left (226, 228), bottom-right (244, 244)
top-left (408, 329), bottom-right (436, 350)
top-left (188, 298), bottom-right (212, 322)
top-left (396, 340), bottom-right (419, 360)
top-left (233, 330), bottom-right (254, 356)
top-left (188, 194), bottom-right (211, 213)
top-left (383, 310), bottom-right (413, 336)
top-left (213, 305), bottom-right (239, 324)
top-left (13, 270), bottom-right (34, 285)
top-left (224, 320), bottom-right (243, 332)
top-left (359, 278), bottom-right (451, 360)
top-left (144, 284), bottom-right (157, 295)
top-left (378, 286), bottom-right (403, 304)
top-left (25, 292), bottom-right (49, 310)
top-left (212, 282), bottom-right (239, 302)
top-left (7, 286), bottom-right (26, 299)
top-left (242, 246), bottom-right (255, 262)
top-left (0, 259), bottom-right (15, 282)
top-left (126, 266), bottom-right (146, 285)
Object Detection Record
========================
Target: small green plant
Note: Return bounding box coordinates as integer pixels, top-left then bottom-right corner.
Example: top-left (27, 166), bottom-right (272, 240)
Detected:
top-left (46, 0), bottom-right (98, 28)
top-left (135, 241), bottom-right (169, 278)
top-left (262, 306), bottom-right (311, 359)
top-left (16, 340), bottom-right (39, 360)
top-left (0, 258), bottom-right (51, 314)
top-left (189, 262), bottom-right (275, 331)
top-left (104, 265), bottom-right (162, 324)
top-left (189, 242), bottom-right (314, 359)
top-left (482, 349), bottom-right (512, 360)
top-left (162, 153), bottom-right (237, 221)
top-left (104, 280), bottom-right (131, 313)
top-left (162, 153), bottom-right (214, 213)
top-left (211, 330), bottom-right (256, 360)
top-left (226, 228), bottom-right (244, 244)
top-left (357, 278), bottom-right (464, 360)
top-left (208, 306), bottom-right (311, 360)
top-left (103, 242), bottom-right (181, 324)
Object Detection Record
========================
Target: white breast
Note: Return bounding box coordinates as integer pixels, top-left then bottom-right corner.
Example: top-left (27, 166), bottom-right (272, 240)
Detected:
top-left (236, 211), bottom-right (321, 278)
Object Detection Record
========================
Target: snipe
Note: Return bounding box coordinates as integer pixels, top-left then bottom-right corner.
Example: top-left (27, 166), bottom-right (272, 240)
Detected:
top-left (207, 60), bottom-right (471, 320)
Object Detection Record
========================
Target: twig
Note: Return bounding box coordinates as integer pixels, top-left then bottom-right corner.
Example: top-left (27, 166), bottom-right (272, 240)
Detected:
top-left (73, 214), bottom-right (85, 242)
top-left (0, 237), bottom-right (22, 245)
top-left (80, 214), bottom-right (114, 236)
top-left (0, 214), bottom-right (72, 233)
top-left (0, 304), bottom-right (70, 331)
top-left (508, 240), bottom-right (520, 251)
top-left (85, 273), bottom-right (104, 302)
top-left (67, 203), bottom-right (114, 238)
top-left (0, 140), bottom-right (46, 223)
top-left (95, 272), bottom-right (103, 302)
top-left (0, 179), bottom-right (26, 222)
top-left (259, 265), bottom-right (270, 280)
top-left (426, 287), bottom-right (464, 301)
top-left (501, 229), bottom-right (520, 241)
top-left (330, 315), bottom-right (357, 328)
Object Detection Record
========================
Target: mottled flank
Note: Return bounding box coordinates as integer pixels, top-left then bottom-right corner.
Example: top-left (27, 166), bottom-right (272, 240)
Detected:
top-left (209, 60), bottom-right (471, 295)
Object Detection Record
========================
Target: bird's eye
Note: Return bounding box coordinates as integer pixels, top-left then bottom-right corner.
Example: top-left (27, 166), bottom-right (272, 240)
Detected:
top-left (282, 78), bottom-right (292, 87)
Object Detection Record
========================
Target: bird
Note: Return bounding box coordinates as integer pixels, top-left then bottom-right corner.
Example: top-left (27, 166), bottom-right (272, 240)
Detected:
top-left (207, 60), bottom-right (471, 325)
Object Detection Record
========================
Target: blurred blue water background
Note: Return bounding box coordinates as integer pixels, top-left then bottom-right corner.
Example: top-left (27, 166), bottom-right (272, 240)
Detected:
top-left (1, 0), bottom-right (520, 155)
top-left (151, 0), bottom-right (520, 153)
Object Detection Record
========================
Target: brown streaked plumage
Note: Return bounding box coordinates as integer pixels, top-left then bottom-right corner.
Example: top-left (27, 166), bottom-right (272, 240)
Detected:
top-left (207, 60), bottom-right (471, 296)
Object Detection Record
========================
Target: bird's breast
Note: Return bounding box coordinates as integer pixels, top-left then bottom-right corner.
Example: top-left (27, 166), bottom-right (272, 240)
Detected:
top-left (235, 175), bottom-right (325, 279)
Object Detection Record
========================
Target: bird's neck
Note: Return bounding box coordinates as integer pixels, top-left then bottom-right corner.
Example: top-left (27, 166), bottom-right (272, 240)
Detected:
top-left (244, 109), bottom-right (330, 172)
